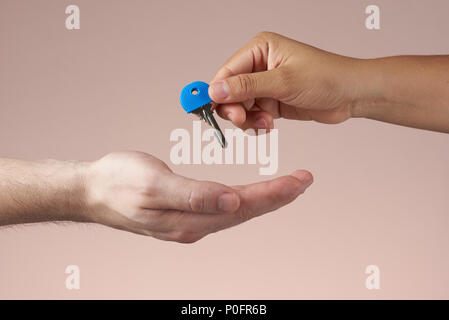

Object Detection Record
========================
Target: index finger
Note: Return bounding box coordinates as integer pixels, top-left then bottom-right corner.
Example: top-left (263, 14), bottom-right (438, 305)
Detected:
top-left (210, 37), bottom-right (268, 124)
top-left (211, 36), bottom-right (269, 83)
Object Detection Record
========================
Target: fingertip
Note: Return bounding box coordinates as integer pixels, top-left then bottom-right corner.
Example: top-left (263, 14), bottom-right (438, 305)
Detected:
top-left (290, 170), bottom-right (314, 191)
top-left (216, 104), bottom-right (247, 127)
top-left (209, 80), bottom-right (229, 102)
top-left (253, 116), bottom-right (274, 130)
top-left (208, 85), bottom-right (214, 101)
top-left (246, 111), bottom-right (274, 131)
top-left (232, 112), bottom-right (246, 127)
top-left (253, 117), bottom-right (268, 130)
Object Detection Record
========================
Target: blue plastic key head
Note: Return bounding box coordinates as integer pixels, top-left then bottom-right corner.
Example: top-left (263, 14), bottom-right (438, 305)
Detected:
top-left (180, 81), bottom-right (212, 113)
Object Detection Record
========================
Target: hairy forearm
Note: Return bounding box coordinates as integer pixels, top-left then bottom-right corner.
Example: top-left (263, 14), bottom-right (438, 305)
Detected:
top-left (354, 55), bottom-right (449, 133)
top-left (0, 158), bottom-right (88, 226)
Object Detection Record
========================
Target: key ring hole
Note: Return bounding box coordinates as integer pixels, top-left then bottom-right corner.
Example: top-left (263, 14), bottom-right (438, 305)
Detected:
top-left (191, 88), bottom-right (199, 95)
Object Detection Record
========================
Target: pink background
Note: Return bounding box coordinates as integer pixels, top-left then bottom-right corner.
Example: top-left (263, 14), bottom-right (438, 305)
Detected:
top-left (1, 0), bottom-right (448, 299)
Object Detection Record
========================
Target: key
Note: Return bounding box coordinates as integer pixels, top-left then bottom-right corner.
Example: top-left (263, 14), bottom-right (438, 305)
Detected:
top-left (180, 81), bottom-right (228, 148)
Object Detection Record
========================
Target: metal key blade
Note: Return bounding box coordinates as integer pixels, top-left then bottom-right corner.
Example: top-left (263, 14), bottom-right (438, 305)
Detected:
top-left (201, 105), bottom-right (228, 148)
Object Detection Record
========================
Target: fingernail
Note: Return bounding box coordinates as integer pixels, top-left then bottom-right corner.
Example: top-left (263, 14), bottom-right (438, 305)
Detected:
top-left (254, 117), bottom-right (267, 129)
top-left (218, 192), bottom-right (239, 212)
top-left (291, 171), bottom-right (314, 190)
top-left (226, 113), bottom-right (234, 121)
top-left (211, 81), bottom-right (229, 100)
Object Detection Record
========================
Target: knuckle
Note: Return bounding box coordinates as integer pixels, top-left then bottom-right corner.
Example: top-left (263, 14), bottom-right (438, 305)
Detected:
top-left (274, 68), bottom-right (293, 98)
top-left (141, 170), bottom-right (161, 195)
top-left (188, 189), bottom-right (205, 213)
top-left (142, 182), bottom-right (156, 195)
top-left (235, 74), bottom-right (256, 95)
top-left (254, 31), bottom-right (275, 42)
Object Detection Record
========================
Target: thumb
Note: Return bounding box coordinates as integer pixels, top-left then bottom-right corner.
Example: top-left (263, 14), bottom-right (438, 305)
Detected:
top-left (154, 173), bottom-right (241, 214)
top-left (209, 69), bottom-right (284, 104)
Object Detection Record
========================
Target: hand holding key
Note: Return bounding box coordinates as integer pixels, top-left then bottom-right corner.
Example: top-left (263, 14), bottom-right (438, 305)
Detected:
top-left (208, 31), bottom-right (449, 133)
top-left (208, 32), bottom-right (359, 130)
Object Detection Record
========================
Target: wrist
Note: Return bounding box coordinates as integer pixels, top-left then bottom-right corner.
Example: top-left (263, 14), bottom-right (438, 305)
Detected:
top-left (66, 160), bottom-right (91, 222)
top-left (41, 159), bottom-right (91, 223)
top-left (349, 58), bottom-right (390, 119)
top-left (0, 158), bottom-right (91, 226)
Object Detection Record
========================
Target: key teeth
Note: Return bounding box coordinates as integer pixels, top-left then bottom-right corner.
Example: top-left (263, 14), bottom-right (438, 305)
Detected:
top-left (222, 138), bottom-right (228, 149)
top-left (193, 103), bottom-right (228, 149)
top-left (205, 107), bottom-right (227, 149)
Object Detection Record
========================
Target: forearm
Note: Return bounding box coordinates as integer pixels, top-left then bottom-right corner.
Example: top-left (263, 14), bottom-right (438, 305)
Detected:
top-left (354, 55), bottom-right (449, 133)
top-left (0, 158), bottom-right (88, 226)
